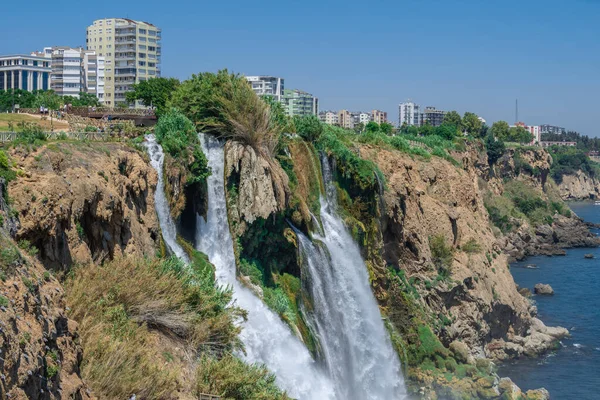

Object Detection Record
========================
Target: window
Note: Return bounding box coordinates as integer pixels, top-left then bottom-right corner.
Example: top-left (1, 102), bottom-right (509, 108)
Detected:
top-left (138, 61), bottom-right (146, 66)
top-left (148, 62), bottom-right (155, 67)
top-left (148, 38), bottom-right (156, 43)
top-left (107, 20), bottom-right (112, 25)
top-left (139, 36), bottom-right (146, 42)
top-left (148, 46), bottom-right (156, 52)
top-left (148, 70), bottom-right (155, 75)
top-left (148, 30), bottom-right (156, 36)
top-left (99, 45), bottom-right (103, 49)
top-left (138, 53), bottom-right (146, 58)
top-left (139, 28), bottom-right (146, 34)
top-left (139, 45), bottom-right (146, 50)
top-left (99, 29), bottom-right (103, 33)
top-left (138, 68), bottom-right (146, 74)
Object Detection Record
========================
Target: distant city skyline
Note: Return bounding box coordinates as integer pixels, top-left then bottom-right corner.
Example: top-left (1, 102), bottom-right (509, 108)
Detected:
top-left (0, 0), bottom-right (598, 136)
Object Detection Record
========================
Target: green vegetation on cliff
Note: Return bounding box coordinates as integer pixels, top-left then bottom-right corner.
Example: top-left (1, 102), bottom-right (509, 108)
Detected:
top-left (548, 146), bottom-right (600, 184)
top-left (67, 254), bottom-right (288, 400)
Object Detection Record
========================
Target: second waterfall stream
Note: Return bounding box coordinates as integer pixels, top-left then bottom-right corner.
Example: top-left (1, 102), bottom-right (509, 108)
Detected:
top-left (195, 134), bottom-right (335, 399)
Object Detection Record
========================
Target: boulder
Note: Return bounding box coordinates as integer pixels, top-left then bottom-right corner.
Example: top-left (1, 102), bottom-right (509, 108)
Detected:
top-left (449, 340), bottom-right (471, 364)
top-left (534, 283), bottom-right (554, 295)
top-left (525, 388), bottom-right (550, 400)
top-left (518, 287), bottom-right (532, 298)
top-left (498, 377), bottom-right (522, 400)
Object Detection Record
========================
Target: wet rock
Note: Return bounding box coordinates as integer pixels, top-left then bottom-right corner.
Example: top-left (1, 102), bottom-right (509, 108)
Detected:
top-left (584, 253), bottom-right (594, 259)
top-left (518, 287), bottom-right (532, 298)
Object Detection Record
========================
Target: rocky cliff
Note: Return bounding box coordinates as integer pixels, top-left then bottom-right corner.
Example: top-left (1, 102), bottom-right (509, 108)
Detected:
top-left (360, 145), bottom-right (567, 361)
top-left (8, 142), bottom-right (160, 269)
top-left (557, 170), bottom-right (600, 200)
top-left (0, 178), bottom-right (93, 399)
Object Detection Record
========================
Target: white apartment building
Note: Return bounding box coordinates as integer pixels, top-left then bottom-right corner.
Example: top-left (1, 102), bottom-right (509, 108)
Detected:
top-left (246, 76), bottom-right (284, 101)
top-left (86, 18), bottom-right (161, 106)
top-left (319, 111), bottom-right (339, 125)
top-left (49, 47), bottom-right (105, 102)
top-left (399, 101), bottom-right (421, 127)
top-left (0, 54), bottom-right (51, 92)
top-left (357, 112), bottom-right (371, 125)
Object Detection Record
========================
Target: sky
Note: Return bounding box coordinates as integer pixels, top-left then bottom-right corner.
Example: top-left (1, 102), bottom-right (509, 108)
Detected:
top-left (1, 0), bottom-right (599, 136)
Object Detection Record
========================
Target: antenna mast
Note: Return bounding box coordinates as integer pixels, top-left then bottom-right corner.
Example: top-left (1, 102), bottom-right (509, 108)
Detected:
top-left (515, 99), bottom-right (519, 123)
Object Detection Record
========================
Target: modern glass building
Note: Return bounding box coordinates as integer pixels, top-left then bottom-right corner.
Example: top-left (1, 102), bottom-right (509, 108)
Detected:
top-left (0, 55), bottom-right (52, 92)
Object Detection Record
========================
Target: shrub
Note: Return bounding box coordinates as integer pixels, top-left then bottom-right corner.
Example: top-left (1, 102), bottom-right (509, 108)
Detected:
top-left (154, 109), bottom-right (211, 184)
top-left (169, 70), bottom-right (285, 156)
top-left (462, 238), bottom-right (481, 254)
top-left (195, 354), bottom-right (289, 400)
top-left (67, 256), bottom-right (245, 399)
top-left (293, 115), bottom-right (323, 142)
top-left (430, 235), bottom-right (454, 278)
top-left (0, 295), bottom-right (9, 307)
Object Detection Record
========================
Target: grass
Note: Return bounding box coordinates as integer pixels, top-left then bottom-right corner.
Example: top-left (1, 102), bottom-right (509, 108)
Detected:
top-left (0, 113), bottom-right (69, 132)
top-left (67, 256), bottom-right (246, 399)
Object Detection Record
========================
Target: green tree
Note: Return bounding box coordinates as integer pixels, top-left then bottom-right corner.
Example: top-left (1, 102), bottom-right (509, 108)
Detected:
top-left (485, 134), bottom-right (505, 165)
top-left (365, 121), bottom-right (380, 133)
top-left (443, 111), bottom-right (462, 130)
top-left (353, 122), bottom-right (365, 134)
top-left (293, 115), bottom-right (323, 142)
top-left (0, 89), bottom-right (39, 112)
top-left (380, 122), bottom-right (394, 136)
top-left (418, 122), bottom-right (435, 136)
top-left (34, 90), bottom-right (62, 131)
top-left (125, 77), bottom-right (180, 116)
top-left (509, 126), bottom-right (534, 143)
top-left (435, 124), bottom-right (458, 140)
top-left (491, 121), bottom-right (510, 141)
top-left (62, 92), bottom-right (100, 107)
top-left (462, 112), bottom-right (483, 137)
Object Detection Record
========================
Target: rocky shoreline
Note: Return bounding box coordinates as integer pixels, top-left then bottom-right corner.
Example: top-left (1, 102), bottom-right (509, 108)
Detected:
top-left (501, 214), bottom-right (600, 263)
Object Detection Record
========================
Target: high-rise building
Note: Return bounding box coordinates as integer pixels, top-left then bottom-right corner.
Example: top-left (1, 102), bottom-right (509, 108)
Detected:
top-left (372, 110), bottom-right (388, 125)
top-left (0, 54), bottom-right (51, 92)
top-left (282, 89), bottom-right (318, 117)
top-left (399, 101), bottom-right (421, 127)
top-left (246, 76), bottom-right (284, 101)
top-left (337, 109), bottom-right (354, 129)
top-left (422, 106), bottom-right (446, 127)
top-left (540, 124), bottom-right (566, 135)
top-left (86, 18), bottom-right (161, 107)
top-left (319, 111), bottom-right (338, 125)
top-left (49, 47), bottom-right (105, 102)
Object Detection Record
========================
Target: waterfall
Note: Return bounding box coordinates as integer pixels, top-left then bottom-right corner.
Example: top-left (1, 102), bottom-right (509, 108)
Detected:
top-left (195, 133), bottom-right (336, 400)
top-left (294, 155), bottom-right (407, 400)
top-left (144, 135), bottom-right (189, 263)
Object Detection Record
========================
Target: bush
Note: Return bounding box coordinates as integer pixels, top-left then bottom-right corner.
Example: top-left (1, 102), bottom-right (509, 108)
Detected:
top-left (195, 354), bottom-right (289, 400)
top-left (0, 150), bottom-right (16, 199)
top-left (430, 235), bottom-right (454, 278)
top-left (169, 70), bottom-right (285, 156)
top-left (462, 238), bottom-right (481, 254)
top-left (154, 109), bottom-right (210, 184)
top-left (293, 115), bottom-right (323, 142)
top-left (67, 256), bottom-right (244, 399)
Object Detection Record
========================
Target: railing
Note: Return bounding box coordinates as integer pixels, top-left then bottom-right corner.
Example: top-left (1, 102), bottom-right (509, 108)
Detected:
top-left (0, 131), bottom-right (114, 142)
top-left (198, 394), bottom-right (220, 400)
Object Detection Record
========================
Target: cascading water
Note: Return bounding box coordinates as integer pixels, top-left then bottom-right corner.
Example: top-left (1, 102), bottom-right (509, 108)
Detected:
top-left (195, 133), bottom-right (336, 400)
top-left (144, 135), bottom-right (189, 263)
top-left (294, 155), bottom-right (407, 400)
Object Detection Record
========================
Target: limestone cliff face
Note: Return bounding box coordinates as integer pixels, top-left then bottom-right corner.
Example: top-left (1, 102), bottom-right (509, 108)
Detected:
top-left (224, 141), bottom-right (290, 235)
top-left (558, 171), bottom-right (600, 200)
top-left (8, 143), bottom-right (160, 269)
top-left (360, 145), bottom-right (566, 361)
top-left (0, 183), bottom-right (93, 398)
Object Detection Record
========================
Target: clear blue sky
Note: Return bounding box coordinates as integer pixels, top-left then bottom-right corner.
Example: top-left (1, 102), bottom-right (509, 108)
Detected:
top-left (2, 0), bottom-right (598, 135)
